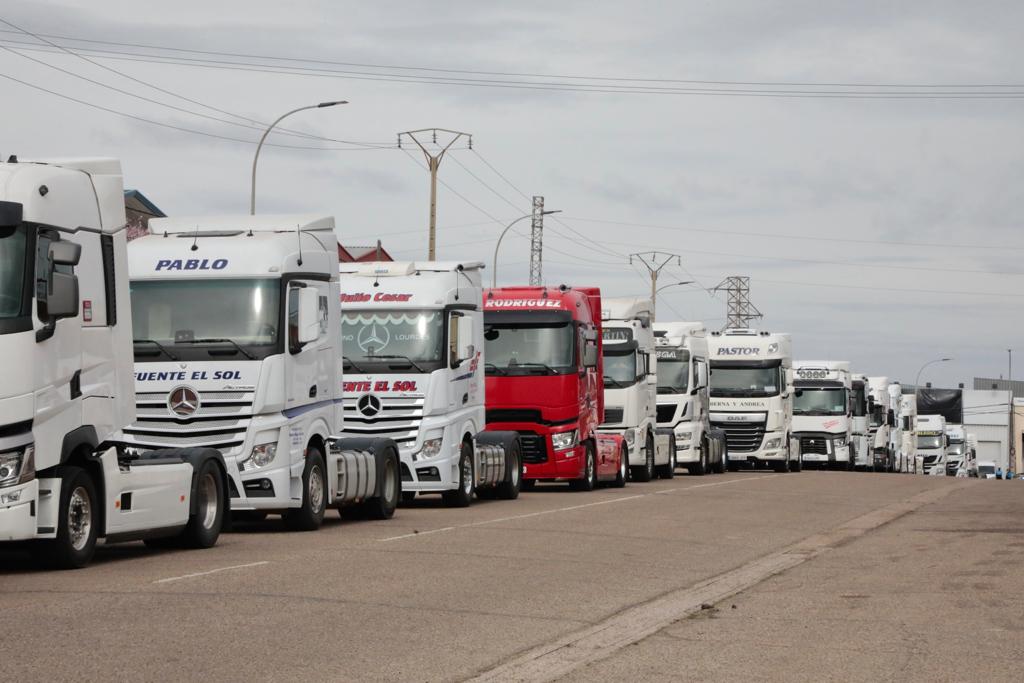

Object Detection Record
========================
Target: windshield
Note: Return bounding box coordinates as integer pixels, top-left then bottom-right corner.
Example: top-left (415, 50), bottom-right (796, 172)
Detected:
top-left (917, 435), bottom-right (943, 449)
top-left (794, 387), bottom-right (847, 415)
top-left (0, 224), bottom-right (29, 324)
top-left (342, 309), bottom-right (444, 372)
top-left (130, 279), bottom-right (280, 360)
top-left (709, 365), bottom-right (781, 397)
top-left (604, 347), bottom-right (638, 388)
top-left (947, 443), bottom-right (964, 456)
top-left (484, 321), bottom-right (575, 375)
top-left (656, 352), bottom-right (689, 394)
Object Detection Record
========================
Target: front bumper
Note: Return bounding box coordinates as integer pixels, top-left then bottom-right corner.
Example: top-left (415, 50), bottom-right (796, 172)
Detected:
top-left (0, 479), bottom-right (39, 541)
top-left (522, 444), bottom-right (585, 480)
top-left (726, 430), bottom-right (787, 462)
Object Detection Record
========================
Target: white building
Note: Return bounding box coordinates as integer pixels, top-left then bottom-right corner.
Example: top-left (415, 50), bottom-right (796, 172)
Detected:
top-left (962, 390), bottom-right (1012, 472)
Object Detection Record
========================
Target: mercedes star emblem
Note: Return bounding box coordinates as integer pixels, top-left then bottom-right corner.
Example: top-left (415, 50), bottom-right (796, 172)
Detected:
top-left (357, 394), bottom-right (382, 417)
top-left (357, 323), bottom-right (389, 354)
top-left (168, 386), bottom-right (201, 417)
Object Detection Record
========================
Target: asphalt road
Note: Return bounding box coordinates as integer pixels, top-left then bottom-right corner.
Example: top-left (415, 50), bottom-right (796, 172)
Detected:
top-left (2, 470), bottom-right (1017, 681)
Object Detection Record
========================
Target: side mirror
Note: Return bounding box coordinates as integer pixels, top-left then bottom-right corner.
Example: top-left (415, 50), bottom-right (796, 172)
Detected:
top-left (785, 367), bottom-right (794, 386)
top-left (50, 240), bottom-right (82, 267)
top-left (47, 270), bottom-right (80, 319)
top-left (887, 409), bottom-right (896, 427)
top-left (0, 200), bottom-right (23, 228)
top-left (296, 287), bottom-right (320, 345)
top-left (583, 343), bottom-right (598, 368)
top-left (457, 314), bottom-right (474, 365)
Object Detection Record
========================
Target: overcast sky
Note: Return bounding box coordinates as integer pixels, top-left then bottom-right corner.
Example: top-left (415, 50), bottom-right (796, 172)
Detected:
top-left (3, 0), bottom-right (1022, 388)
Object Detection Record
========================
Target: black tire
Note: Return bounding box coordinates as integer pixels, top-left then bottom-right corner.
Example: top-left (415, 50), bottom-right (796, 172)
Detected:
top-left (495, 441), bottom-right (522, 500)
top-left (712, 439), bottom-right (726, 474)
top-left (656, 436), bottom-right (676, 479)
top-left (361, 448), bottom-right (400, 520)
top-left (35, 466), bottom-right (98, 569)
top-left (521, 478), bottom-right (536, 491)
top-left (442, 441), bottom-right (474, 507)
top-left (632, 433), bottom-right (655, 482)
top-left (611, 444), bottom-right (628, 488)
top-left (234, 511), bottom-right (269, 522)
top-left (283, 446), bottom-right (327, 531)
top-left (727, 460), bottom-right (740, 472)
top-left (689, 442), bottom-right (708, 476)
top-left (400, 491), bottom-right (416, 505)
top-left (178, 459), bottom-right (225, 548)
top-left (569, 442), bottom-right (598, 491)
top-left (773, 457), bottom-right (791, 474)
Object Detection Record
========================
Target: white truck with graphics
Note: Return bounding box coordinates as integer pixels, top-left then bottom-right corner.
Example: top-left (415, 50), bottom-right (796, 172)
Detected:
top-left (599, 298), bottom-right (675, 481)
top-left (708, 329), bottom-right (799, 472)
top-left (792, 361), bottom-right (853, 470)
top-left (944, 424), bottom-right (968, 476)
top-left (0, 157), bottom-right (230, 568)
top-left (652, 322), bottom-right (723, 475)
top-left (336, 261), bottom-right (522, 507)
top-left (121, 214), bottom-right (400, 528)
top-left (915, 413), bottom-right (947, 475)
top-left (851, 373), bottom-right (871, 469)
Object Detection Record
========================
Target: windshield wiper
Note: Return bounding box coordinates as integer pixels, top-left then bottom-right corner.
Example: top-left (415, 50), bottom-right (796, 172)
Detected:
top-left (343, 356), bottom-right (365, 372)
top-left (484, 362), bottom-right (507, 375)
top-left (516, 362), bottom-right (557, 375)
top-left (177, 338), bottom-right (255, 360)
top-left (133, 339), bottom-right (179, 361)
top-left (367, 354), bottom-right (427, 373)
top-left (603, 375), bottom-right (626, 388)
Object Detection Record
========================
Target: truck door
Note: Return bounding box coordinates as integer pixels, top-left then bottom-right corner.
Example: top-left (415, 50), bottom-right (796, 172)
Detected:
top-left (286, 280), bottom-right (331, 414)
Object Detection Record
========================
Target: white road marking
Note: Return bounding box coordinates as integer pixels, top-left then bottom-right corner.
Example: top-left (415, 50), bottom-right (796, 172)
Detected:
top-left (378, 475), bottom-right (773, 543)
top-left (467, 483), bottom-right (967, 683)
top-left (152, 561), bottom-right (270, 584)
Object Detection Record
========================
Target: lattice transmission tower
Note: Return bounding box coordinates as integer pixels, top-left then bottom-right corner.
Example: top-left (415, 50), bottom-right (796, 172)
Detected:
top-left (713, 276), bottom-right (763, 329)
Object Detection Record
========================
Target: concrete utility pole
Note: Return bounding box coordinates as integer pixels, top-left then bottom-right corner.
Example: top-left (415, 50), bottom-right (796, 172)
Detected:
top-left (528, 196), bottom-right (545, 285)
top-left (398, 128), bottom-right (472, 260)
top-left (713, 276), bottom-right (763, 329)
top-left (630, 251), bottom-right (681, 320)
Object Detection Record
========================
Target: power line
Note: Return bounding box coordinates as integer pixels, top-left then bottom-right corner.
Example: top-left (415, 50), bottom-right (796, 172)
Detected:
top-left (3, 38), bottom-right (1024, 99)
top-left (3, 30), bottom-right (1024, 93)
top-left (755, 276), bottom-right (1024, 298)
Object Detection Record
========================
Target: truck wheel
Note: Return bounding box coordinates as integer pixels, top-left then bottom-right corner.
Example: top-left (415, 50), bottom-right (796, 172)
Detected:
top-left (657, 438), bottom-right (676, 479)
top-left (495, 441), bottom-right (523, 500)
top-left (35, 466), bottom-right (98, 569)
top-left (689, 445), bottom-right (708, 476)
top-left (570, 442), bottom-right (598, 491)
top-left (611, 443), bottom-right (628, 488)
top-left (284, 447), bottom-right (327, 531)
top-left (362, 448), bottom-right (400, 520)
top-left (442, 441), bottom-right (475, 507)
top-left (712, 439), bottom-right (726, 474)
top-left (773, 457), bottom-right (791, 474)
top-left (632, 433), bottom-right (655, 482)
top-left (179, 459), bottom-right (225, 548)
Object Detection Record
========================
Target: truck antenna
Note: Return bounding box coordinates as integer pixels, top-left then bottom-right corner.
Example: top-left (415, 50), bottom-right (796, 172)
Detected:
top-left (190, 224), bottom-right (199, 251)
top-left (296, 224), bottom-right (303, 266)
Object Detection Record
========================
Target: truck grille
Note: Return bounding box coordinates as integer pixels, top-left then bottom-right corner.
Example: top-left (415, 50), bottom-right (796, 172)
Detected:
top-left (799, 436), bottom-right (829, 455)
top-left (711, 419), bottom-right (766, 453)
top-left (122, 390), bottom-right (253, 454)
top-left (923, 454), bottom-right (939, 465)
top-left (339, 395), bottom-right (424, 445)
top-left (656, 404), bottom-right (677, 424)
top-left (486, 408), bottom-right (542, 424)
top-left (517, 432), bottom-right (548, 464)
top-left (603, 407), bottom-right (624, 425)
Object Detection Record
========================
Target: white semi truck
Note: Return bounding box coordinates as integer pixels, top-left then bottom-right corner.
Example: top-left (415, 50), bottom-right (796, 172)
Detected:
top-left (708, 329), bottom-right (799, 473)
top-left (886, 382), bottom-right (904, 472)
top-left (599, 298), bottom-right (674, 481)
top-left (652, 321), bottom-right (722, 475)
top-left (899, 394), bottom-right (918, 473)
top-left (121, 214), bottom-right (401, 528)
top-left (851, 373), bottom-right (871, 469)
top-left (792, 361), bottom-right (853, 470)
top-left (1, 157), bottom-right (230, 568)
top-left (867, 376), bottom-right (894, 471)
top-left (944, 424), bottom-right (968, 476)
top-left (915, 414), bottom-right (947, 475)
top-left (336, 261), bottom-right (522, 507)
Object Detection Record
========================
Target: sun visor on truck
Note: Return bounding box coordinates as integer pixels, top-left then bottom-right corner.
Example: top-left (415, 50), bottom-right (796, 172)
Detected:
top-left (483, 310), bottom-right (573, 325)
top-left (710, 359), bottom-right (783, 369)
top-left (0, 201), bottom-right (23, 228)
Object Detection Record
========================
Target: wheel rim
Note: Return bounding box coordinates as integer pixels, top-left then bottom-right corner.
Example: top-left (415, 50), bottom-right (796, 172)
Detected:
top-left (587, 451), bottom-right (595, 483)
top-left (510, 452), bottom-right (520, 487)
top-left (462, 453), bottom-right (473, 494)
top-left (68, 486), bottom-right (92, 552)
top-left (383, 458), bottom-right (397, 503)
top-left (198, 471), bottom-right (219, 530)
top-left (620, 451), bottom-right (627, 479)
top-left (647, 439), bottom-right (654, 475)
top-left (309, 464), bottom-right (325, 513)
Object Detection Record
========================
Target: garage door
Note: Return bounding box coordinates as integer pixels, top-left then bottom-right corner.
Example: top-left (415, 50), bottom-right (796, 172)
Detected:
top-left (977, 441), bottom-right (1001, 462)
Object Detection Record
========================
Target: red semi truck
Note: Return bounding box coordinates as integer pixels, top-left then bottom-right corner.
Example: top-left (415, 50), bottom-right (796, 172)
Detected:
top-left (482, 286), bottom-right (626, 490)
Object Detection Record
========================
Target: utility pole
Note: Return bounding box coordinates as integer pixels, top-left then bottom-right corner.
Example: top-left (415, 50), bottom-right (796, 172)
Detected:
top-left (528, 196), bottom-right (545, 285)
top-left (713, 276), bottom-right (763, 329)
top-left (398, 128), bottom-right (472, 260)
top-left (630, 251), bottom-right (681, 320)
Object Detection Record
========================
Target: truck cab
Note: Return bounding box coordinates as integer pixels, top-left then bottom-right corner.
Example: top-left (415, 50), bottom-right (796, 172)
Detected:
top-left (122, 215), bottom-right (400, 529)
top-left (944, 424), bottom-right (968, 476)
top-left (652, 322), bottom-right (720, 475)
top-left (867, 376), bottom-right (894, 471)
top-left (483, 286), bottom-right (626, 491)
top-left (898, 393), bottom-right (917, 473)
top-left (707, 329), bottom-right (799, 472)
top-left (599, 298), bottom-right (674, 481)
top-left (336, 261), bottom-right (521, 507)
top-left (1, 157), bottom-right (229, 568)
top-left (850, 373), bottom-right (870, 469)
top-left (792, 361), bottom-right (853, 469)
top-left (915, 414), bottom-right (947, 475)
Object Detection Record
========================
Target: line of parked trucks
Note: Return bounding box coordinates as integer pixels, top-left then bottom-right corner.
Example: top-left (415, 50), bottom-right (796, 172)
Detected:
top-left (0, 157), bottom-right (981, 569)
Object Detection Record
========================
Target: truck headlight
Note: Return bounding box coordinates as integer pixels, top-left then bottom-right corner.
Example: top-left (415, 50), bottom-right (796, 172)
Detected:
top-left (551, 430), bottom-right (579, 451)
top-left (833, 436), bottom-right (848, 448)
top-left (418, 438), bottom-right (443, 460)
top-left (0, 445), bottom-right (34, 489)
top-left (623, 429), bottom-right (635, 446)
top-left (674, 429), bottom-right (692, 442)
top-left (241, 442), bottom-right (277, 471)
top-left (763, 437), bottom-right (782, 450)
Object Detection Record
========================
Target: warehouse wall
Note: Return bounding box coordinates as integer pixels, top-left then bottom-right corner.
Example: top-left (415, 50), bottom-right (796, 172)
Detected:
top-left (962, 390), bottom-right (1012, 471)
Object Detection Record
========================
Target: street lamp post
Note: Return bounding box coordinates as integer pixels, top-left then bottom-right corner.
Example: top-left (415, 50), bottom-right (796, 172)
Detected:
top-left (915, 357), bottom-right (952, 389)
top-left (652, 281), bottom-right (694, 321)
top-left (250, 100), bottom-right (346, 215)
top-left (492, 210), bottom-right (561, 288)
